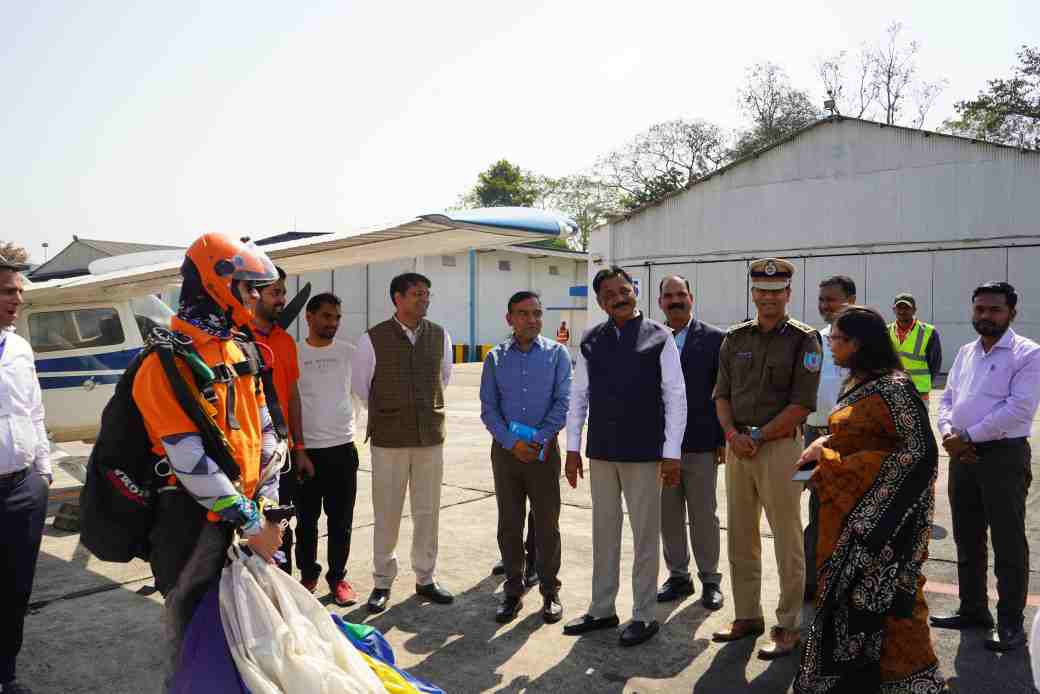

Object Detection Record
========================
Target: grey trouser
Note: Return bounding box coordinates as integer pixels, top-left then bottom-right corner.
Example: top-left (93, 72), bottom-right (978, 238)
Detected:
top-left (588, 459), bottom-right (661, 624)
top-left (661, 451), bottom-right (722, 585)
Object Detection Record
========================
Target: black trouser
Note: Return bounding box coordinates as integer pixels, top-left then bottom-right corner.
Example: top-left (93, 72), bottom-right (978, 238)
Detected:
top-left (276, 464), bottom-right (298, 574)
top-left (491, 442), bottom-right (562, 599)
top-left (297, 442), bottom-right (359, 587)
top-left (803, 427), bottom-right (826, 592)
top-left (0, 469), bottom-right (48, 685)
top-left (949, 437), bottom-right (1032, 628)
top-left (523, 509), bottom-right (537, 570)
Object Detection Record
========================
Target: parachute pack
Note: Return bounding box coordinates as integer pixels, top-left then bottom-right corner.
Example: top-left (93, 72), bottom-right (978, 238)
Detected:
top-left (79, 326), bottom-right (286, 563)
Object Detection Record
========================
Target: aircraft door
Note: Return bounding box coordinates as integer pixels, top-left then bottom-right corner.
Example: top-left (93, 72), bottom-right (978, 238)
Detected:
top-left (24, 301), bottom-right (144, 442)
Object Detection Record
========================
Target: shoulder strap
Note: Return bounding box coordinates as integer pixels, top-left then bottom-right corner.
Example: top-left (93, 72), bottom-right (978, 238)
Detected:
top-left (237, 339), bottom-right (289, 440)
top-left (154, 345), bottom-right (241, 481)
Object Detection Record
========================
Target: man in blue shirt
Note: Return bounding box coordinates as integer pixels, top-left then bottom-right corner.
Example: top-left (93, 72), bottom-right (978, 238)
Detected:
top-left (480, 291), bottom-right (572, 625)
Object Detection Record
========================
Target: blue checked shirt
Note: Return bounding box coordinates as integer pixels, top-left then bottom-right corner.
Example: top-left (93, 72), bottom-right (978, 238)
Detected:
top-left (480, 334), bottom-right (572, 450)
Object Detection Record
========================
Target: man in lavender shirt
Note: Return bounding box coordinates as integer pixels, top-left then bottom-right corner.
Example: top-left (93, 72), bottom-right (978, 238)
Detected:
top-left (933, 282), bottom-right (1040, 652)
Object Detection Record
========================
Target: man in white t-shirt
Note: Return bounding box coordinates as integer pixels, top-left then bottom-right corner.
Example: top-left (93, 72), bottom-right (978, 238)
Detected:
top-left (802, 275), bottom-right (854, 601)
top-left (296, 292), bottom-right (359, 607)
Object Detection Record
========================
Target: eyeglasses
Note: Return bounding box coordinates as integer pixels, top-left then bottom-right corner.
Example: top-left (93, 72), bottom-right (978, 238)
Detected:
top-left (828, 333), bottom-right (850, 343)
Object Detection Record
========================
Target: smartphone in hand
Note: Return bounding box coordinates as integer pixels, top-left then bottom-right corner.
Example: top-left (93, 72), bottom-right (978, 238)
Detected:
top-left (792, 461), bottom-right (817, 482)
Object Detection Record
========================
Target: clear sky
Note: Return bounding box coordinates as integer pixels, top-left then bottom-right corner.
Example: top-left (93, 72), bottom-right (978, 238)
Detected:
top-left (4, 0), bottom-right (1038, 263)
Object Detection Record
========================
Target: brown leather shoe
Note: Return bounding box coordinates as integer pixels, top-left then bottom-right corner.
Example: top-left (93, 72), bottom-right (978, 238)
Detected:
top-left (757, 626), bottom-right (801, 659)
top-left (711, 618), bottom-right (765, 642)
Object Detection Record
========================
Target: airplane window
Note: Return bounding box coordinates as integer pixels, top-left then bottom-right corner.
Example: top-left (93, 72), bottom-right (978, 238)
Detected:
top-left (28, 308), bottom-right (125, 353)
top-left (131, 294), bottom-right (174, 340)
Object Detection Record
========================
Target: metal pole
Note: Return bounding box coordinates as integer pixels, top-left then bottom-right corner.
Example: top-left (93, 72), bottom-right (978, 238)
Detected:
top-left (469, 250), bottom-right (477, 361)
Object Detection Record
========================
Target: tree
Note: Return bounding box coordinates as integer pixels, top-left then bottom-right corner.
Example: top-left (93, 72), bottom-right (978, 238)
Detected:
top-left (595, 118), bottom-right (728, 210)
top-left (461, 159), bottom-right (542, 208)
top-left (819, 23), bottom-right (945, 128)
top-left (0, 242), bottom-right (29, 265)
top-left (539, 174), bottom-right (619, 250)
top-left (732, 62), bottom-right (820, 158)
top-left (943, 45), bottom-right (1040, 149)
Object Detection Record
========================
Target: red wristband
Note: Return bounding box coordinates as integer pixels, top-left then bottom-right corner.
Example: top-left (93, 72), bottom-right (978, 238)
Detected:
top-left (724, 429), bottom-right (738, 442)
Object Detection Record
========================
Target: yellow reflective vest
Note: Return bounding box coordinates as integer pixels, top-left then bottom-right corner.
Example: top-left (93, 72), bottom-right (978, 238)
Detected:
top-left (889, 321), bottom-right (935, 394)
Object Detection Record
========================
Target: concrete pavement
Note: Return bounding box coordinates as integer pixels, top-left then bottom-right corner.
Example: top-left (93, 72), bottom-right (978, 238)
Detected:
top-left (17, 364), bottom-right (1040, 693)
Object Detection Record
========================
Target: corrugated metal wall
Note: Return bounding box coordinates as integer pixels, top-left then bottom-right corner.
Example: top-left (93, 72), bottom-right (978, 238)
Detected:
top-left (591, 119), bottom-right (1040, 371)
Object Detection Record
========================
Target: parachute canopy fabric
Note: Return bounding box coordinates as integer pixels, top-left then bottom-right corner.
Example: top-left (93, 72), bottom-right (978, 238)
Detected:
top-left (333, 616), bottom-right (446, 694)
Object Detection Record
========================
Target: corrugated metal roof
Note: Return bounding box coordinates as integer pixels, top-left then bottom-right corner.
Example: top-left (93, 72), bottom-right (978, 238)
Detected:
top-left (29, 238), bottom-right (183, 280)
top-left (605, 116), bottom-right (1040, 225)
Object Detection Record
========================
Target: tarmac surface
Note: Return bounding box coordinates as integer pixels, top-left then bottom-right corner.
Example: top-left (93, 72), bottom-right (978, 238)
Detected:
top-left (20, 364), bottom-right (1040, 693)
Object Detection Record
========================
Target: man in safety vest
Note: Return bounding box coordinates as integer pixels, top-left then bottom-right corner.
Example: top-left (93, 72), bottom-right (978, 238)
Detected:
top-left (134, 233), bottom-right (285, 682)
top-left (889, 292), bottom-right (943, 399)
top-left (556, 321), bottom-right (570, 345)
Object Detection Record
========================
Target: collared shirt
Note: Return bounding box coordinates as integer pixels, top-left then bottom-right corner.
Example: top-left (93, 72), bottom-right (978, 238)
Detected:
top-left (351, 318), bottom-right (453, 406)
top-left (480, 334), bottom-right (572, 450)
top-left (713, 315), bottom-right (822, 427)
top-left (567, 312), bottom-right (688, 459)
top-left (938, 328), bottom-right (1040, 442)
top-left (0, 329), bottom-right (51, 478)
top-left (806, 324), bottom-right (848, 427)
top-left (671, 316), bottom-right (693, 352)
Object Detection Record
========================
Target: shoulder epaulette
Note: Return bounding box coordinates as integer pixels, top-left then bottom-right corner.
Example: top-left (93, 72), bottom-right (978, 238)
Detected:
top-left (785, 318), bottom-right (817, 335)
top-left (727, 319), bottom-right (756, 334)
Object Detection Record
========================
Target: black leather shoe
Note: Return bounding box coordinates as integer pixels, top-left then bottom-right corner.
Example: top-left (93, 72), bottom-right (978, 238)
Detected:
top-left (416, 582), bottom-right (454, 604)
top-left (702, 583), bottom-right (724, 610)
top-left (496, 595), bottom-right (523, 623)
top-left (563, 613), bottom-right (620, 635)
top-left (543, 595), bottom-right (563, 623)
top-left (656, 576), bottom-right (695, 603)
top-left (985, 625), bottom-right (1027, 651)
top-left (367, 588), bottom-right (390, 613)
top-left (491, 560), bottom-right (505, 575)
top-left (619, 620), bottom-right (660, 647)
top-left (524, 564), bottom-right (540, 588)
top-left (929, 609), bottom-right (995, 630)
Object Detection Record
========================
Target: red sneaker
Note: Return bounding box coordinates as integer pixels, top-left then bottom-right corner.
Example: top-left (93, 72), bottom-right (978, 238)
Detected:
top-left (301, 577), bottom-right (318, 594)
top-left (332, 580), bottom-right (358, 606)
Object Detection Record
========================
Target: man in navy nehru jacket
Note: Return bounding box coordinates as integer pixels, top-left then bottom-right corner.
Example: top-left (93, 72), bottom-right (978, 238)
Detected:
top-left (563, 266), bottom-right (687, 648)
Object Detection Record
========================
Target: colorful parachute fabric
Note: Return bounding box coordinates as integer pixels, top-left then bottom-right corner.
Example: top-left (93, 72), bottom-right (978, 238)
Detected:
top-left (333, 615), bottom-right (446, 694)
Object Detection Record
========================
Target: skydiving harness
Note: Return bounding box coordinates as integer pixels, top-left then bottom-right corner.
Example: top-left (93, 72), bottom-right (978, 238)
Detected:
top-left (146, 325), bottom-right (290, 491)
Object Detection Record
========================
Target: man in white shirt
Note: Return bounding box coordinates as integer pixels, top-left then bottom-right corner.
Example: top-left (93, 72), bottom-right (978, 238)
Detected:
top-left (933, 281), bottom-right (1040, 652)
top-left (295, 293), bottom-right (360, 607)
top-left (562, 266), bottom-right (687, 648)
top-left (802, 275), bottom-right (854, 601)
top-left (351, 272), bottom-right (454, 613)
top-left (0, 257), bottom-right (51, 694)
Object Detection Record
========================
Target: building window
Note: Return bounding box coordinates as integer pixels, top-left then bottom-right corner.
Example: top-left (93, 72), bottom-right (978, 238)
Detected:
top-left (28, 307), bottom-right (125, 353)
top-left (498, 260), bottom-right (511, 272)
top-left (548, 265), bottom-right (560, 276)
top-left (441, 255), bottom-right (456, 267)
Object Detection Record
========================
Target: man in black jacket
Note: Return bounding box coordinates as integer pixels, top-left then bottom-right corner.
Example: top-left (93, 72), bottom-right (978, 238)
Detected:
top-left (655, 276), bottom-right (725, 611)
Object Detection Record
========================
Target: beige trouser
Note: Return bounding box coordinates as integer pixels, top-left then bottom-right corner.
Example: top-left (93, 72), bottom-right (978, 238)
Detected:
top-left (589, 459), bottom-right (661, 624)
top-left (371, 444), bottom-right (444, 589)
top-left (725, 435), bottom-right (805, 630)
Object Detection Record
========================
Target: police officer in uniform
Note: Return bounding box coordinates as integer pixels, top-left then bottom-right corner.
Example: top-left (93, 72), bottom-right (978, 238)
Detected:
top-left (711, 258), bottom-right (822, 660)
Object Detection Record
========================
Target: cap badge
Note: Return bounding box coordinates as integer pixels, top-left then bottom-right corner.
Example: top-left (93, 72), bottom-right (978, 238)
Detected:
top-left (764, 261), bottom-right (777, 276)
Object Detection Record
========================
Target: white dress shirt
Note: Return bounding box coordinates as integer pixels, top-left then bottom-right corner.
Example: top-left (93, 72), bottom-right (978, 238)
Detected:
top-left (566, 314), bottom-right (688, 459)
top-left (806, 324), bottom-right (847, 427)
top-left (0, 330), bottom-right (51, 478)
top-left (351, 317), bottom-right (453, 407)
top-left (938, 328), bottom-right (1040, 442)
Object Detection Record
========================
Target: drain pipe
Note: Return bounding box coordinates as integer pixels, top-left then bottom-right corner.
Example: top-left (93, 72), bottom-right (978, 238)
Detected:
top-left (469, 250), bottom-right (477, 361)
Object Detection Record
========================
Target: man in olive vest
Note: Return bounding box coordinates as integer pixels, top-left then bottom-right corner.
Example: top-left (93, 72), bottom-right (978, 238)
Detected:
top-left (889, 293), bottom-right (942, 399)
top-left (351, 272), bottom-right (455, 613)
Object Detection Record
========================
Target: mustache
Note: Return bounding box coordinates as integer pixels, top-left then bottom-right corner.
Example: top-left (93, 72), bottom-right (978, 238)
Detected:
top-left (667, 303), bottom-right (687, 311)
top-left (612, 299), bottom-right (633, 310)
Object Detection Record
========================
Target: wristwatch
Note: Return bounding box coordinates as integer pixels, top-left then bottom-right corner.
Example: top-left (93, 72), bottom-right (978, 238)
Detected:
top-left (748, 427), bottom-right (763, 444)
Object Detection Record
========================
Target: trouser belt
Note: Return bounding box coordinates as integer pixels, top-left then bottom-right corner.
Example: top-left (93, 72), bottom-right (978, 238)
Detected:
top-left (0, 467), bottom-right (29, 488)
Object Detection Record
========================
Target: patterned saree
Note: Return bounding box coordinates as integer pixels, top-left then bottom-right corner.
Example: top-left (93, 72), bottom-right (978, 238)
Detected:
top-left (795, 372), bottom-right (948, 694)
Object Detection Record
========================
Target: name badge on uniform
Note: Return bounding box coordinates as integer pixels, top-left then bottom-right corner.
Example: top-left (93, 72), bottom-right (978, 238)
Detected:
top-left (803, 352), bottom-right (822, 373)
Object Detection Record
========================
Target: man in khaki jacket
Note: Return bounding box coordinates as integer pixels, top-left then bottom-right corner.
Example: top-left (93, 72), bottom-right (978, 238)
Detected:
top-left (351, 272), bottom-right (454, 613)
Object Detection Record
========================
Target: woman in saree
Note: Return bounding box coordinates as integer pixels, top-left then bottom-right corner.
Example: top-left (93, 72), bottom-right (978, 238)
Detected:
top-left (793, 306), bottom-right (949, 694)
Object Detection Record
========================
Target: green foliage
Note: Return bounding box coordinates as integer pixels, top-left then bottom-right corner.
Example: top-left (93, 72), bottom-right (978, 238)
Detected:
top-left (943, 46), bottom-right (1040, 149)
top-left (471, 159), bottom-right (541, 208)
